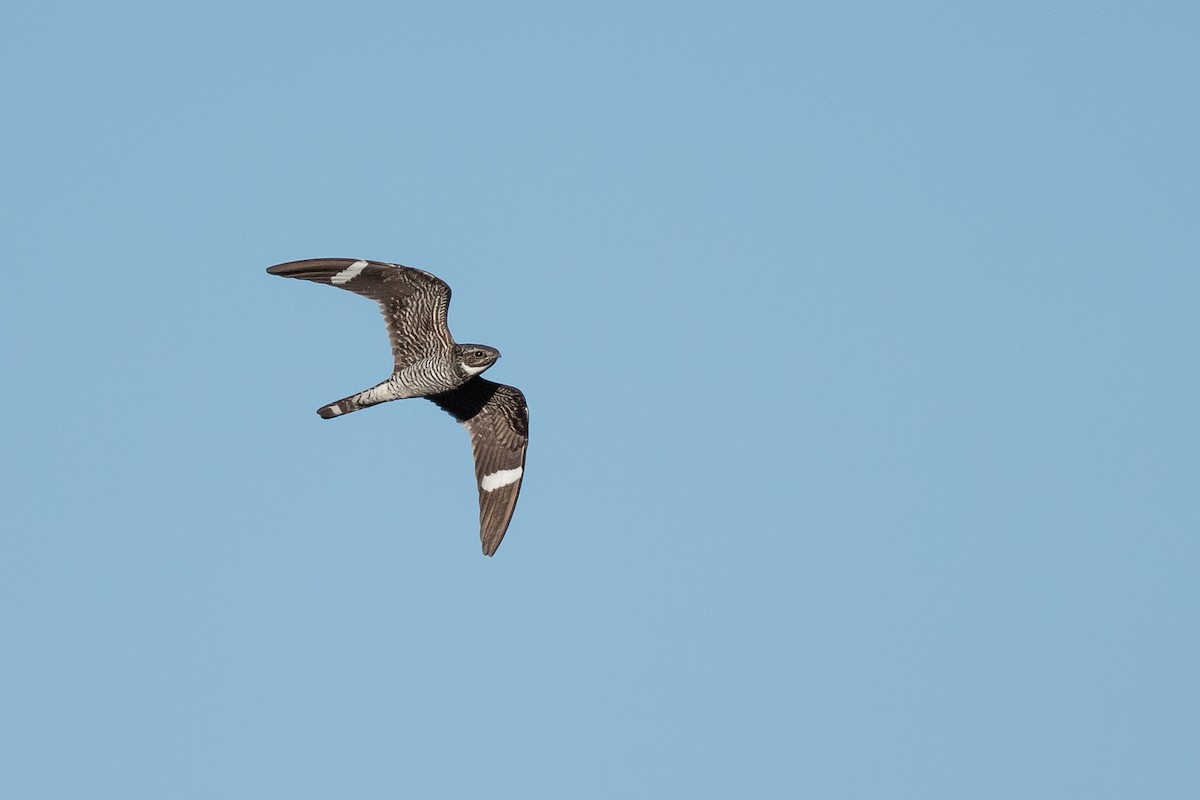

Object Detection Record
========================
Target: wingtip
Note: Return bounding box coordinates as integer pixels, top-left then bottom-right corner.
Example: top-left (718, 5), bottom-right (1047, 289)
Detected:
top-left (266, 264), bottom-right (301, 279)
top-left (265, 259), bottom-right (335, 276)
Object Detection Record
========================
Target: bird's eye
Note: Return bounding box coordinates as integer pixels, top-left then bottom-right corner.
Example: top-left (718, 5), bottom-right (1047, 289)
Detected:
top-left (474, 350), bottom-right (484, 358)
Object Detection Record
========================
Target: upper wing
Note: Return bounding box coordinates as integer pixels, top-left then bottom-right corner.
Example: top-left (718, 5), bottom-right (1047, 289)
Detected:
top-left (428, 378), bottom-right (529, 557)
top-left (266, 258), bottom-right (454, 368)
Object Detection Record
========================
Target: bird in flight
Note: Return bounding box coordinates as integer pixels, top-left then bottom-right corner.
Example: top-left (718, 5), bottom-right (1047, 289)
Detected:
top-left (267, 258), bottom-right (528, 556)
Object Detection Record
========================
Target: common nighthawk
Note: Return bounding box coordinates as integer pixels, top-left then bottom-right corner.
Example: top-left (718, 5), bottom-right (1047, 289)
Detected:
top-left (267, 258), bottom-right (528, 556)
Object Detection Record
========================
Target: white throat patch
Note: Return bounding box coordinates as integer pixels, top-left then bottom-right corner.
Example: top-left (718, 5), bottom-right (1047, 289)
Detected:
top-left (460, 361), bottom-right (488, 376)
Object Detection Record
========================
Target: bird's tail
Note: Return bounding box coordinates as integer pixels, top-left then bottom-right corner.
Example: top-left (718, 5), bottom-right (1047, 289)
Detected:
top-left (316, 380), bottom-right (399, 419)
top-left (316, 397), bottom-right (357, 419)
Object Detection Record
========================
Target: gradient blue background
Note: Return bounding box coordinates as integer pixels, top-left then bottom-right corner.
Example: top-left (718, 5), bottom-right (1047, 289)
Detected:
top-left (2, 2), bottom-right (1197, 797)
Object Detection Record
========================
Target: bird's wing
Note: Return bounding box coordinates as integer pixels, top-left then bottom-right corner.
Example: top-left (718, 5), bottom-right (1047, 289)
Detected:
top-left (428, 378), bottom-right (529, 556)
top-left (266, 258), bottom-right (454, 368)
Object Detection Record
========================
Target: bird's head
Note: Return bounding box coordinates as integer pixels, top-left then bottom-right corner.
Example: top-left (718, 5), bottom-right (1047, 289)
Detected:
top-left (456, 344), bottom-right (501, 377)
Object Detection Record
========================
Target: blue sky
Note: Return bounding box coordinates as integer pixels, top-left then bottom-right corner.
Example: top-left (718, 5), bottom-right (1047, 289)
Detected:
top-left (2, 2), bottom-right (1197, 797)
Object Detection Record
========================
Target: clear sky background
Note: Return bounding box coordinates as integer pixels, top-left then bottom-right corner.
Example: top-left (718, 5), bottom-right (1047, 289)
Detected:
top-left (2, 2), bottom-right (1197, 797)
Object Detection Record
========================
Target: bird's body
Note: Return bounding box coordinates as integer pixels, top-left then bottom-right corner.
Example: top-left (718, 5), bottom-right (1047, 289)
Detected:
top-left (267, 258), bottom-right (528, 556)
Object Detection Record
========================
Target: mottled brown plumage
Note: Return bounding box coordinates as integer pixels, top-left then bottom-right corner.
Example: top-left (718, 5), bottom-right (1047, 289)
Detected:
top-left (268, 258), bottom-right (529, 556)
